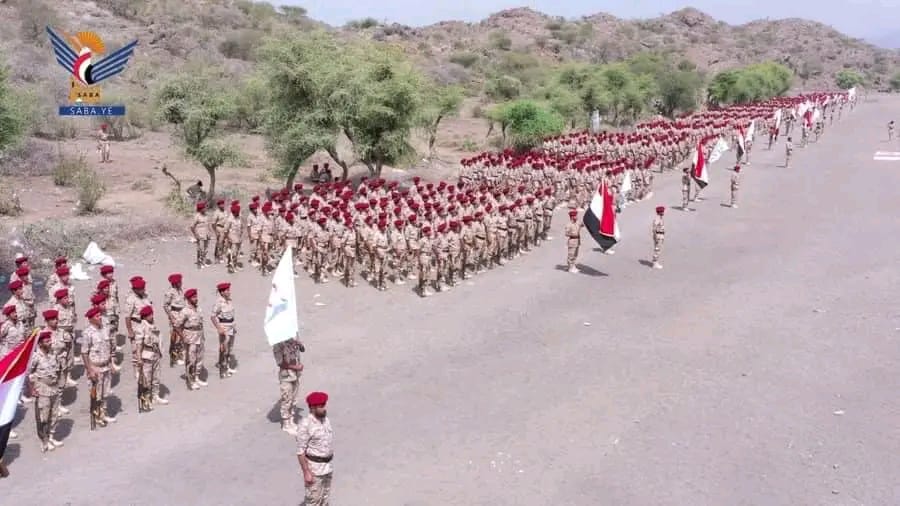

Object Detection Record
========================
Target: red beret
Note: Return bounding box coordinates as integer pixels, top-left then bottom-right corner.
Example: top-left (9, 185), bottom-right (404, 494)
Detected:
top-left (139, 305), bottom-right (154, 318)
top-left (656, 206), bottom-right (666, 214)
top-left (14, 256), bottom-right (28, 265)
top-left (100, 265), bottom-right (114, 274)
top-left (8, 280), bottom-right (23, 291)
top-left (168, 273), bottom-right (182, 285)
top-left (97, 279), bottom-right (110, 290)
top-left (2, 305), bottom-right (16, 316)
top-left (196, 202), bottom-right (206, 211)
top-left (54, 257), bottom-right (67, 266)
top-left (15, 266), bottom-right (29, 276)
top-left (216, 199), bottom-right (225, 206)
top-left (249, 202), bottom-right (259, 210)
top-left (38, 330), bottom-right (52, 341)
top-left (734, 165), bottom-right (741, 172)
top-left (85, 307), bottom-right (101, 319)
top-left (130, 277), bottom-right (146, 289)
top-left (54, 288), bottom-right (69, 300)
top-left (90, 293), bottom-right (107, 305)
top-left (216, 282), bottom-right (230, 291)
top-left (306, 391), bottom-right (328, 406)
top-left (568, 210), bottom-right (578, 216)
top-left (317, 217), bottom-right (327, 225)
top-left (184, 288), bottom-right (198, 298)
top-left (42, 309), bottom-right (59, 320)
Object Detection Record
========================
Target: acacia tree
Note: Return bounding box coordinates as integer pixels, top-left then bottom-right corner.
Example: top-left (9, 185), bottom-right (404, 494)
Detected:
top-left (416, 84), bottom-right (463, 159)
top-left (834, 69), bottom-right (864, 90)
top-left (155, 71), bottom-right (242, 202)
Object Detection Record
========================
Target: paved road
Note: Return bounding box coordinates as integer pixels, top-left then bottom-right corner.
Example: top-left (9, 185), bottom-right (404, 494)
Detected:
top-left (4, 96), bottom-right (899, 505)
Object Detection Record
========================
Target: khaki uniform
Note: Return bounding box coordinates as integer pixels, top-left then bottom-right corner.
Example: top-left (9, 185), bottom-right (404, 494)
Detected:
top-left (785, 141), bottom-right (793, 167)
top-left (105, 280), bottom-right (120, 335)
top-left (730, 171), bottom-right (740, 207)
top-left (651, 216), bottom-right (665, 266)
top-left (273, 338), bottom-right (304, 425)
top-left (82, 323), bottom-right (113, 425)
top-left (0, 318), bottom-right (25, 358)
top-left (564, 221), bottom-right (581, 270)
top-left (259, 215), bottom-right (275, 273)
top-left (192, 212), bottom-right (211, 267)
top-left (681, 171), bottom-right (691, 208)
top-left (29, 347), bottom-right (62, 447)
top-left (341, 227), bottom-right (358, 287)
top-left (313, 225), bottom-right (330, 283)
top-left (211, 295), bottom-right (236, 378)
top-left (134, 319), bottom-right (163, 409)
top-left (225, 213), bottom-right (243, 273)
top-left (163, 287), bottom-right (186, 365)
top-left (176, 304), bottom-right (205, 389)
top-left (98, 129), bottom-right (110, 162)
top-left (212, 208), bottom-right (228, 263)
top-left (54, 300), bottom-right (76, 380)
top-left (418, 234), bottom-right (437, 296)
top-left (124, 292), bottom-right (151, 373)
top-left (296, 414), bottom-right (334, 506)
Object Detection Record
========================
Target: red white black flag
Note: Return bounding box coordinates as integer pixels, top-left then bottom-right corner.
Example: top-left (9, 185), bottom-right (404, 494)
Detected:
top-left (0, 331), bottom-right (37, 460)
top-left (583, 182), bottom-right (620, 251)
top-left (692, 141), bottom-right (708, 188)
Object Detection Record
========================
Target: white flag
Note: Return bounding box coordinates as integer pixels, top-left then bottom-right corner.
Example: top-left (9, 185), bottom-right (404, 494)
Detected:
top-left (707, 137), bottom-right (730, 164)
top-left (745, 120), bottom-right (755, 143)
top-left (620, 170), bottom-right (632, 195)
top-left (264, 248), bottom-right (299, 346)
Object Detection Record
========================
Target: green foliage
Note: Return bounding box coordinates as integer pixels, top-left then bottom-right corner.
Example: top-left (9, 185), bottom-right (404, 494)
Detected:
top-left (53, 149), bottom-right (87, 187)
top-left (76, 166), bottom-right (106, 215)
top-left (707, 62), bottom-right (793, 106)
top-left (231, 76), bottom-right (268, 132)
top-left (346, 17), bottom-right (379, 29)
top-left (493, 100), bottom-right (564, 152)
top-left (155, 70), bottom-right (242, 199)
top-left (219, 29), bottom-right (265, 60)
top-left (449, 52), bottom-right (479, 68)
top-left (417, 85), bottom-right (464, 156)
top-left (890, 72), bottom-right (900, 92)
top-left (486, 75), bottom-right (522, 101)
top-left (834, 69), bottom-right (864, 90)
top-left (489, 31), bottom-right (513, 51)
top-left (0, 65), bottom-right (26, 154)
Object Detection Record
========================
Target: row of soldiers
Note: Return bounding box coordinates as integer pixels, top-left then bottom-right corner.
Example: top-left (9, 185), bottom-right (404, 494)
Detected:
top-left (190, 180), bottom-right (561, 296)
top-left (0, 258), bottom-right (240, 450)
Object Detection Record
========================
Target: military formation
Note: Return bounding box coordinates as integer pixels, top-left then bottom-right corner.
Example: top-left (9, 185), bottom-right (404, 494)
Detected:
top-left (1, 89), bottom-right (852, 501)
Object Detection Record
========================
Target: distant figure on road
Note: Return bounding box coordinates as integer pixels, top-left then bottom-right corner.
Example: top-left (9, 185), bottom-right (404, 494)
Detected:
top-left (564, 209), bottom-right (581, 273)
top-left (296, 391), bottom-right (333, 506)
top-left (785, 137), bottom-right (793, 168)
top-left (97, 124), bottom-right (110, 163)
top-left (651, 206), bottom-right (665, 270)
top-left (681, 167), bottom-right (691, 210)
top-left (730, 165), bottom-right (741, 209)
top-left (889, 120), bottom-right (895, 141)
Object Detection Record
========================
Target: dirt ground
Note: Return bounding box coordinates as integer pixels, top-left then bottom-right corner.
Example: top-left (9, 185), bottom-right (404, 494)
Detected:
top-left (2, 96), bottom-right (899, 505)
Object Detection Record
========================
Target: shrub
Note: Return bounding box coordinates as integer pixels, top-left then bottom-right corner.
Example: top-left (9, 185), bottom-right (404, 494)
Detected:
top-left (53, 150), bottom-right (87, 187)
top-left (19, 0), bottom-right (58, 45)
top-left (489, 31), bottom-right (512, 51)
top-left (485, 75), bottom-right (522, 101)
top-left (76, 166), bottom-right (106, 214)
top-left (0, 182), bottom-right (23, 216)
top-left (164, 186), bottom-right (192, 217)
top-left (219, 29), bottom-right (264, 60)
top-left (93, 0), bottom-right (142, 19)
top-left (460, 138), bottom-right (478, 151)
top-left (346, 17), bottom-right (379, 30)
top-left (449, 52), bottom-right (479, 68)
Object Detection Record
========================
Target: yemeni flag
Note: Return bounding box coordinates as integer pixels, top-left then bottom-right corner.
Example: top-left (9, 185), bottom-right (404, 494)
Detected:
top-left (583, 182), bottom-right (619, 251)
top-left (0, 331), bottom-right (37, 460)
top-left (691, 141), bottom-right (709, 188)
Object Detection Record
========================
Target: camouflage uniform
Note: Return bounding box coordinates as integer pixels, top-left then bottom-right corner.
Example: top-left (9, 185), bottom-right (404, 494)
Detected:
top-left (273, 337), bottom-right (304, 433)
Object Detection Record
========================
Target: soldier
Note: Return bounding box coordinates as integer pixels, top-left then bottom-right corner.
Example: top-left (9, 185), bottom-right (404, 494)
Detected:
top-left (651, 206), bottom-right (666, 270)
top-left (564, 209), bottom-right (581, 273)
top-left (211, 282), bottom-right (237, 379)
top-left (185, 180), bottom-right (205, 203)
top-left (29, 330), bottom-right (64, 452)
top-left (99, 265), bottom-right (120, 348)
top-left (225, 203), bottom-right (243, 273)
top-left (296, 391), bottom-right (334, 506)
top-left (191, 202), bottom-right (211, 269)
top-left (730, 165), bottom-right (741, 209)
top-left (176, 288), bottom-right (207, 390)
top-left (418, 226), bottom-right (437, 297)
top-left (41, 309), bottom-right (71, 419)
top-left (313, 217), bottom-right (330, 283)
top-left (52, 290), bottom-right (77, 387)
top-left (90, 292), bottom-right (119, 373)
top-left (135, 305), bottom-right (167, 411)
top-left (48, 264), bottom-right (73, 302)
top-left (124, 276), bottom-right (150, 378)
top-left (273, 334), bottom-right (305, 435)
top-left (785, 137), bottom-right (793, 168)
top-left (10, 266), bottom-right (35, 329)
top-left (0, 305), bottom-right (25, 361)
top-left (389, 219), bottom-right (408, 285)
top-left (259, 204), bottom-right (275, 274)
top-left (212, 199), bottom-right (228, 264)
top-left (5, 280), bottom-right (34, 331)
top-left (340, 219), bottom-right (358, 287)
top-left (82, 306), bottom-right (116, 427)
top-left (97, 124), bottom-right (110, 163)
top-left (247, 201), bottom-right (262, 266)
top-left (373, 222), bottom-right (389, 290)
top-left (163, 274), bottom-right (186, 367)
top-left (404, 215), bottom-right (420, 280)
top-left (889, 120), bottom-right (895, 141)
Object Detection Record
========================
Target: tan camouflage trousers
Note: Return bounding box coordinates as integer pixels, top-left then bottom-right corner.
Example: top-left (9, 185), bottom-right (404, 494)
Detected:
top-left (652, 236), bottom-right (664, 263)
top-left (278, 377), bottom-right (300, 422)
top-left (731, 187), bottom-right (738, 206)
top-left (217, 326), bottom-right (236, 377)
top-left (184, 336), bottom-right (204, 385)
top-left (141, 358), bottom-right (161, 400)
top-left (196, 238), bottom-right (209, 267)
top-left (682, 189), bottom-right (690, 209)
top-left (304, 473), bottom-right (332, 506)
top-left (100, 143), bottom-right (110, 163)
top-left (34, 394), bottom-right (60, 443)
top-left (566, 242), bottom-right (579, 269)
top-left (226, 240), bottom-right (241, 272)
top-left (214, 230), bottom-right (227, 262)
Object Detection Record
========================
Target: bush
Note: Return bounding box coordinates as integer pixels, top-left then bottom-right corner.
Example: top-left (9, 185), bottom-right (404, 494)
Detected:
top-left (834, 69), bottom-right (864, 90)
top-left (0, 182), bottom-right (23, 216)
top-left (219, 29), bottom-right (264, 60)
top-left (890, 72), bottom-right (900, 92)
top-left (93, 0), bottom-right (142, 19)
top-left (486, 75), bottom-right (522, 101)
top-left (164, 186), bottom-right (192, 217)
top-left (53, 150), bottom-right (88, 187)
top-left (489, 31), bottom-right (512, 51)
top-left (449, 52), bottom-right (479, 68)
top-left (76, 166), bottom-right (106, 214)
top-left (460, 138), bottom-right (478, 151)
top-left (346, 17), bottom-right (379, 29)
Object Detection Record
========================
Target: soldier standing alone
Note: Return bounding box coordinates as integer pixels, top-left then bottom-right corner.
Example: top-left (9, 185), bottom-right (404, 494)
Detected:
top-left (296, 391), bottom-right (334, 506)
top-left (564, 209), bottom-right (581, 273)
top-left (651, 206), bottom-right (666, 270)
top-left (681, 167), bottom-right (691, 210)
top-left (97, 124), bottom-right (110, 163)
top-left (29, 330), bottom-right (64, 452)
top-left (273, 334), bottom-right (305, 435)
top-left (730, 165), bottom-right (741, 208)
top-left (785, 137), bottom-right (793, 168)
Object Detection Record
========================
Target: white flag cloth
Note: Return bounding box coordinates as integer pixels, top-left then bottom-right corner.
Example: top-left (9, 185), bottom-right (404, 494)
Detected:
top-left (707, 137), bottom-right (730, 164)
top-left (745, 120), bottom-right (755, 143)
top-left (264, 248), bottom-right (299, 346)
top-left (620, 170), bottom-right (632, 195)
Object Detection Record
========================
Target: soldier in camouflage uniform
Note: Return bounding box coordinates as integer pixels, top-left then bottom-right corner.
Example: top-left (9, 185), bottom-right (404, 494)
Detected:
top-left (29, 331), bottom-right (64, 451)
top-left (51, 289), bottom-right (77, 387)
top-left (82, 307), bottom-right (116, 427)
top-left (191, 202), bottom-right (211, 269)
top-left (135, 305), bottom-right (168, 410)
top-left (212, 199), bottom-right (228, 264)
top-left (176, 288), bottom-right (207, 391)
top-left (211, 282), bottom-right (237, 379)
top-left (163, 274), bottom-right (186, 367)
top-left (225, 202), bottom-right (243, 273)
top-left (273, 334), bottom-right (305, 435)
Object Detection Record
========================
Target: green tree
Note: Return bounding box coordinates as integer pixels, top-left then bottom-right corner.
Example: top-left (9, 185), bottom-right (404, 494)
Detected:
top-left (834, 69), bottom-right (864, 90)
top-left (657, 70), bottom-right (702, 118)
top-left (155, 71), bottom-right (242, 202)
top-left (707, 62), bottom-right (792, 106)
top-left (417, 84), bottom-right (464, 158)
top-left (891, 72), bottom-right (900, 92)
top-left (0, 64), bottom-right (26, 154)
top-left (494, 100), bottom-right (564, 152)
top-left (231, 75), bottom-right (268, 133)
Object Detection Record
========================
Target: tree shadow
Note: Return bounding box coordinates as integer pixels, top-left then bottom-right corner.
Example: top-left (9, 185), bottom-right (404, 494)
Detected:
top-left (638, 260), bottom-right (654, 268)
top-left (55, 418), bottom-right (74, 440)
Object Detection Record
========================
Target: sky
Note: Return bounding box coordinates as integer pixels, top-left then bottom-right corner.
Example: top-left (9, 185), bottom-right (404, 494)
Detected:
top-left (279, 0), bottom-right (900, 41)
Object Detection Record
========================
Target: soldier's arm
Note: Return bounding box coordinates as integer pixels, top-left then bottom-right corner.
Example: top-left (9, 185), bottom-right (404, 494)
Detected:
top-left (295, 420), bottom-right (314, 478)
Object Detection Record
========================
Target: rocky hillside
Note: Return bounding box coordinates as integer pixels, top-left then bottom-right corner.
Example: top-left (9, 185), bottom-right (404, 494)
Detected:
top-left (1, 1), bottom-right (897, 111)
